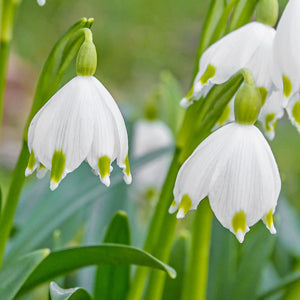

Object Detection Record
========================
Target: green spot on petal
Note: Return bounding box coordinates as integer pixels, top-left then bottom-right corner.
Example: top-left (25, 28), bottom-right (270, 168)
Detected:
top-left (283, 74), bottom-right (292, 98)
top-left (265, 209), bottom-right (274, 229)
top-left (217, 104), bottom-right (230, 125)
top-left (50, 150), bottom-right (66, 183)
top-left (232, 211), bottom-right (246, 234)
top-left (200, 64), bottom-right (216, 85)
top-left (259, 87), bottom-right (268, 106)
top-left (179, 194), bottom-right (192, 214)
top-left (292, 101), bottom-right (300, 125)
top-left (27, 151), bottom-right (36, 170)
top-left (98, 155), bottom-right (111, 178)
top-left (124, 154), bottom-right (131, 176)
top-left (265, 113), bottom-right (275, 132)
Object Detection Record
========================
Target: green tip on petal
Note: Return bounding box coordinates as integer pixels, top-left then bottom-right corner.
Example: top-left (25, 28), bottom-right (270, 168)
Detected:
top-left (124, 154), bottom-right (131, 177)
top-left (264, 209), bottom-right (276, 234)
top-left (259, 87), bottom-right (268, 106)
top-left (232, 211), bottom-right (247, 234)
top-left (283, 75), bottom-right (292, 98)
top-left (50, 150), bottom-right (66, 190)
top-left (200, 64), bottom-right (216, 85)
top-left (177, 194), bottom-right (192, 218)
top-left (292, 102), bottom-right (300, 125)
top-left (26, 151), bottom-right (36, 171)
top-left (98, 156), bottom-right (111, 186)
top-left (265, 113), bottom-right (275, 132)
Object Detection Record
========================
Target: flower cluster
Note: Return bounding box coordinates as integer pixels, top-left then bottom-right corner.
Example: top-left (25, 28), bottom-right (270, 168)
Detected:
top-left (170, 0), bottom-right (300, 242)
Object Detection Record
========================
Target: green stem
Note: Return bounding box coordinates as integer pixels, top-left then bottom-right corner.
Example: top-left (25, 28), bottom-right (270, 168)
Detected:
top-left (0, 142), bottom-right (28, 266)
top-left (126, 148), bottom-right (181, 300)
top-left (182, 200), bottom-right (213, 300)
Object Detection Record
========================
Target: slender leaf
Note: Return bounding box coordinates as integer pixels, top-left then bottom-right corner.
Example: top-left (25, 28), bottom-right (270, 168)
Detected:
top-left (161, 232), bottom-right (189, 300)
top-left (19, 245), bottom-right (176, 295)
top-left (94, 211), bottom-right (130, 300)
top-left (0, 249), bottom-right (49, 300)
top-left (50, 281), bottom-right (92, 300)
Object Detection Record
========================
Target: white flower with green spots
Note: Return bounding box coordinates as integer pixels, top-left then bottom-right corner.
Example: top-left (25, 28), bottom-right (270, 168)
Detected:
top-left (171, 81), bottom-right (281, 243)
top-left (181, 21), bottom-right (284, 139)
top-left (273, 0), bottom-right (300, 131)
top-left (25, 76), bottom-right (132, 190)
top-left (169, 123), bottom-right (281, 243)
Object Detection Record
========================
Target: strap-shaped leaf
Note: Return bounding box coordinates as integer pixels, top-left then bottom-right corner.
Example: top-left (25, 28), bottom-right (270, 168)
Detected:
top-left (94, 211), bottom-right (130, 300)
top-left (50, 281), bottom-right (92, 300)
top-left (0, 249), bottom-right (49, 300)
top-left (18, 245), bottom-right (176, 295)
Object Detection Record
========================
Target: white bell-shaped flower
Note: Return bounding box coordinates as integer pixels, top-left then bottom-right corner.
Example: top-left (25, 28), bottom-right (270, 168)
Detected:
top-left (132, 120), bottom-right (173, 188)
top-left (171, 79), bottom-right (281, 242)
top-left (26, 30), bottom-right (131, 190)
top-left (181, 21), bottom-right (284, 139)
top-left (273, 0), bottom-right (300, 131)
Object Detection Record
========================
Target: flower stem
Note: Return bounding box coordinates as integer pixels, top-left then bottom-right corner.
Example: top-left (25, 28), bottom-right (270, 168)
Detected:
top-left (182, 199), bottom-right (213, 300)
top-left (126, 148), bottom-right (181, 300)
top-left (0, 142), bottom-right (28, 266)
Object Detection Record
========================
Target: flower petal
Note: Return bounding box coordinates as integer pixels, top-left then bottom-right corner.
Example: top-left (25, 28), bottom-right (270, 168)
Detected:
top-left (208, 125), bottom-right (280, 234)
top-left (285, 92), bottom-right (300, 132)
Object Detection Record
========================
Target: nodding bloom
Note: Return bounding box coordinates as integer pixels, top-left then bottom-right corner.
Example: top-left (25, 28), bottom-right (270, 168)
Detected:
top-left (170, 79), bottom-right (281, 242)
top-left (132, 119), bottom-right (173, 188)
top-left (273, 0), bottom-right (300, 132)
top-left (25, 30), bottom-right (131, 190)
top-left (181, 21), bottom-right (284, 140)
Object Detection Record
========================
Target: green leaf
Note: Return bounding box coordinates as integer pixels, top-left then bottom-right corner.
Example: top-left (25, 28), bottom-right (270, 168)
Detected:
top-left (0, 249), bottom-right (49, 300)
top-left (24, 17), bottom-right (93, 138)
top-left (161, 232), bottom-right (189, 300)
top-left (229, 0), bottom-right (258, 31)
top-left (94, 211), bottom-right (130, 300)
top-left (19, 245), bottom-right (176, 295)
top-left (8, 146), bottom-right (172, 261)
top-left (50, 281), bottom-right (92, 300)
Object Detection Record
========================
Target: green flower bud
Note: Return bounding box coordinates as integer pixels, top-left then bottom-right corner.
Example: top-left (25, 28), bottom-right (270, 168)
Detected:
top-left (76, 30), bottom-right (97, 76)
top-left (256, 0), bottom-right (279, 27)
top-left (234, 82), bottom-right (262, 125)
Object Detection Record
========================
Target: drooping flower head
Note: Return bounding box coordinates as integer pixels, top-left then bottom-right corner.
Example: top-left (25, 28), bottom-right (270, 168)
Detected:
top-left (181, 21), bottom-right (284, 140)
top-left (26, 29), bottom-right (132, 190)
top-left (170, 75), bottom-right (281, 242)
top-left (273, 0), bottom-right (300, 132)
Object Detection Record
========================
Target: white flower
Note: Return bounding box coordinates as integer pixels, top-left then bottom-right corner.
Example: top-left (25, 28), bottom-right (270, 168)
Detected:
top-left (273, 0), bottom-right (300, 131)
top-left (170, 123), bottom-right (281, 243)
top-left (37, 0), bottom-right (46, 6)
top-left (132, 120), bottom-right (173, 188)
top-left (26, 76), bottom-right (131, 190)
top-left (181, 21), bottom-right (284, 139)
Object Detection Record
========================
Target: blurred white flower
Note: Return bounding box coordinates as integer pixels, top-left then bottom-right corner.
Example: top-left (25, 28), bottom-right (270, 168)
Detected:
top-left (170, 123), bottom-right (281, 243)
top-left (26, 76), bottom-right (131, 190)
top-left (273, 0), bottom-right (300, 132)
top-left (37, 0), bottom-right (46, 6)
top-left (132, 120), bottom-right (173, 188)
top-left (181, 21), bottom-right (284, 139)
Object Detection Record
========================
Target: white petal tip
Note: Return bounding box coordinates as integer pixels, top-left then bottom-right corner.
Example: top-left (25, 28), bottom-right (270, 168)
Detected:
top-left (176, 208), bottom-right (186, 219)
top-left (268, 224), bottom-right (277, 234)
top-left (124, 173), bottom-right (132, 185)
top-left (50, 181), bottom-right (59, 191)
top-left (180, 97), bottom-right (192, 108)
top-left (37, 0), bottom-right (46, 6)
top-left (25, 168), bottom-right (33, 177)
top-left (100, 175), bottom-right (111, 187)
top-left (36, 168), bottom-right (47, 179)
top-left (235, 230), bottom-right (245, 243)
top-left (168, 205), bottom-right (178, 214)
